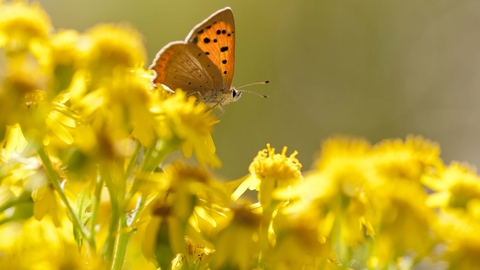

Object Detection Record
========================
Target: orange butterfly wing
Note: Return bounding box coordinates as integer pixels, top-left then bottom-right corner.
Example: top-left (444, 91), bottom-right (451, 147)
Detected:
top-left (186, 7), bottom-right (235, 92)
top-left (150, 42), bottom-right (224, 94)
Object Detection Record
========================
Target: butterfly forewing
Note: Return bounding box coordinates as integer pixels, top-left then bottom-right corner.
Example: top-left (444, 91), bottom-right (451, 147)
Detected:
top-left (150, 42), bottom-right (224, 96)
top-left (186, 7), bottom-right (235, 92)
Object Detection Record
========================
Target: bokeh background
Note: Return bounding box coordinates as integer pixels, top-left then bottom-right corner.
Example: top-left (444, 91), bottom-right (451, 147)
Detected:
top-left (38, 0), bottom-right (480, 180)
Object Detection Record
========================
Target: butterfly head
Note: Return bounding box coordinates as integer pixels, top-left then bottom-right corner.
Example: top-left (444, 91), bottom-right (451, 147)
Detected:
top-left (220, 84), bottom-right (268, 106)
top-left (223, 88), bottom-right (242, 104)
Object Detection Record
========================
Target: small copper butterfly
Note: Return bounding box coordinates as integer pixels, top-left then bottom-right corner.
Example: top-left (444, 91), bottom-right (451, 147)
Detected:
top-left (149, 7), bottom-right (267, 113)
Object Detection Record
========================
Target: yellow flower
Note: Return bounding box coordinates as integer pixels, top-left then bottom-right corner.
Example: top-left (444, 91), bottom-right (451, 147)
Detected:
top-left (32, 182), bottom-right (64, 227)
top-left (372, 134), bottom-right (442, 184)
top-left (0, 55), bottom-right (50, 131)
top-left (0, 1), bottom-right (52, 58)
top-left (0, 217), bottom-right (87, 269)
top-left (279, 136), bottom-right (374, 245)
top-left (2, 123), bottom-right (27, 159)
top-left (279, 136), bottom-right (374, 264)
top-left (137, 162), bottom-right (224, 269)
top-left (424, 162), bottom-right (480, 211)
top-left (434, 212), bottom-right (480, 270)
top-left (44, 93), bottom-right (79, 145)
top-left (68, 68), bottom-right (154, 161)
top-left (163, 162), bottom-right (215, 221)
top-left (308, 136), bottom-right (373, 203)
top-left (62, 26), bottom-right (150, 162)
top-left (209, 205), bottom-right (262, 270)
top-left (153, 90), bottom-right (221, 167)
top-left (50, 29), bottom-right (85, 68)
top-left (227, 144), bottom-right (302, 267)
top-left (266, 212), bottom-right (336, 270)
top-left (231, 144), bottom-right (302, 207)
top-left (0, 2), bottom-right (54, 136)
top-left (315, 135), bottom-right (372, 170)
top-left (367, 135), bottom-right (440, 268)
top-left (0, 147), bottom-right (42, 196)
top-left (0, 146), bottom-right (66, 227)
top-left (50, 30), bottom-right (87, 94)
top-left (423, 163), bottom-right (480, 269)
top-left (85, 24), bottom-right (146, 80)
top-left (171, 236), bottom-right (212, 270)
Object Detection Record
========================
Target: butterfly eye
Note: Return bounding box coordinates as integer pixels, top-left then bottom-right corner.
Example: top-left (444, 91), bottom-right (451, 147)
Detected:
top-left (232, 90), bottom-right (241, 98)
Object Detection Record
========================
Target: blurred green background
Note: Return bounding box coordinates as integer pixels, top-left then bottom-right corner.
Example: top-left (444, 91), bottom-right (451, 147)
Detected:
top-left (39, 0), bottom-right (480, 180)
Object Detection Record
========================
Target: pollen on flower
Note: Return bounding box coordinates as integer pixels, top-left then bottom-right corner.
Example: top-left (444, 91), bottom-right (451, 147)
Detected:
top-left (249, 144), bottom-right (302, 181)
top-left (231, 144), bottom-right (303, 203)
top-left (23, 89), bottom-right (46, 108)
top-left (184, 236), bottom-right (212, 262)
top-left (157, 90), bottom-right (220, 167)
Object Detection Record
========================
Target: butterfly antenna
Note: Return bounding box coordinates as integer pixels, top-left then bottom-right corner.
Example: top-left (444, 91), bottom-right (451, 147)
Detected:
top-left (237, 80), bottom-right (269, 98)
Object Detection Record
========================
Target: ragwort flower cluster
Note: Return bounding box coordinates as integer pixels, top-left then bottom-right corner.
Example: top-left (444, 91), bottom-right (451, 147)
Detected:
top-left (1, 2), bottom-right (480, 270)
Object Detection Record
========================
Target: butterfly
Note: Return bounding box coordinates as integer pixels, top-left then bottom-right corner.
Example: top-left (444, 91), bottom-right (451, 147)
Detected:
top-left (149, 7), bottom-right (267, 113)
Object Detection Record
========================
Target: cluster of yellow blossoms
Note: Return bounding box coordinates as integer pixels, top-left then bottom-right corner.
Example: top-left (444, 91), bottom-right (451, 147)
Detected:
top-left (1, 2), bottom-right (479, 270)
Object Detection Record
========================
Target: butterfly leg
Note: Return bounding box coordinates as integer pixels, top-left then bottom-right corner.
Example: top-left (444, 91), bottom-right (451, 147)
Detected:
top-left (187, 91), bottom-right (206, 103)
top-left (215, 103), bottom-right (226, 117)
top-left (202, 101), bottom-right (225, 116)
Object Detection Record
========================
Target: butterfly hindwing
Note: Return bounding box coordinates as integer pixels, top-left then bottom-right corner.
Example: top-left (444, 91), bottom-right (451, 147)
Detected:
top-left (186, 7), bottom-right (235, 92)
top-left (150, 42), bottom-right (224, 96)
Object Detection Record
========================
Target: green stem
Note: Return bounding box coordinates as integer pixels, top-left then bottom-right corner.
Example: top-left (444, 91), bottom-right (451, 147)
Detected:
top-left (257, 205), bottom-right (275, 267)
top-left (130, 195), bottom-right (147, 226)
top-left (143, 137), bottom-right (182, 172)
top-left (111, 214), bottom-right (133, 270)
top-left (124, 138), bottom-right (181, 207)
top-left (109, 138), bottom-right (181, 268)
top-left (101, 165), bottom-right (121, 263)
top-left (0, 190), bottom-right (31, 213)
top-left (37, 146), bottom-right (94, 248)
top-left (111, 138), bottom-right (180, 270)
top-left (88, 171), bottom-right (104, 250)
top-left (111, 195), bottom-right (145, 270)
top-left (124, 141), bottom-right (140, 182)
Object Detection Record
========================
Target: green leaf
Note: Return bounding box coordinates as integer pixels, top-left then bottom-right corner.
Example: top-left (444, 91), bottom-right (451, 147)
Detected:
top-left (74, 188), bottom-right (92, 250)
